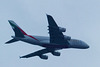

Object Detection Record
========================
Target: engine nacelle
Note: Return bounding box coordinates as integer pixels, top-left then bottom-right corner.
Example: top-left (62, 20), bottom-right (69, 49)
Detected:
top-left (51, 51), bottom-right (61, 56)
top-left (64, 35), bottom-right (71, 40)
top-left (59, 27), bottom-right (66, 32)
top-left (39, 55), bottom-right (48, 60)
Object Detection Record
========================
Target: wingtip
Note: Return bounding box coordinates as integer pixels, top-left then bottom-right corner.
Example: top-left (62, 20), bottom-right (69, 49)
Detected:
top-left (19, 56), bottom-right (26, 58)
top-left (19, 56), bottom-right (22, 59)
top-left (46, 13), bottom-right (48, 15)
top-left (46, 14), bottom-right (51, 17)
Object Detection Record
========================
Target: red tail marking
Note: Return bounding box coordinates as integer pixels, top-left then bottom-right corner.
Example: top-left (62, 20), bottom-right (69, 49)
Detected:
top-left (16, 26), bottom-right (38, 41)
top-left (17, 27), bottom-right (27, 35)
top-left (27, 35), bottom-right (39, 41)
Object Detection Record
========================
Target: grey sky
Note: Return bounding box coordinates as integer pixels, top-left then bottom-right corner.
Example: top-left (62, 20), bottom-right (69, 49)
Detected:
top-left (0, 0), bottom-right (100, 67)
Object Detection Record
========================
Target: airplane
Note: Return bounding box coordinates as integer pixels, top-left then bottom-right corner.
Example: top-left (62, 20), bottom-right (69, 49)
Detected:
top-left (5, 14), bottom-right (89, 60)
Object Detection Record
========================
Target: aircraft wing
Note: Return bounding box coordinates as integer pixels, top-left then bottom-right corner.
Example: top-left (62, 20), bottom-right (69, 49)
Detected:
top-left (20, 48), bottom-right (54, 58)
top-left (47, 15), bottom-right (69, 45)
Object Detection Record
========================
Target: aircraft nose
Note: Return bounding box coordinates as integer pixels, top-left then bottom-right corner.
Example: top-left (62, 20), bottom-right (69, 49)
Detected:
top-left (80, 41), bottom-right (89, 49)
top-left (83, 42), bottom-right (89, 49)
top-left (85, 44), bottom-right (89, 48)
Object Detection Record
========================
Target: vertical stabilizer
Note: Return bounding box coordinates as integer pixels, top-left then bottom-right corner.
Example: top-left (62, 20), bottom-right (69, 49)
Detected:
top-left (8, 20), bottom-right (27, 37)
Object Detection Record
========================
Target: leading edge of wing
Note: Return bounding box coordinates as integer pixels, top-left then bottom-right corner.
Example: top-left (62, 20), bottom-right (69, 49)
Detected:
top-left (46, 14), bottom-right (58, 27)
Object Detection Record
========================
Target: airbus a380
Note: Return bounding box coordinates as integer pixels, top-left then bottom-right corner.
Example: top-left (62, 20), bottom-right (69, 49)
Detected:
top-left (5, 14), bottom-right (89, 60)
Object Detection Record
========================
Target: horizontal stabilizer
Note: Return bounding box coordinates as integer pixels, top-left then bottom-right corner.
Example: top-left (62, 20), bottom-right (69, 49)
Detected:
top-left (5, 39), bottom-right (18, 44)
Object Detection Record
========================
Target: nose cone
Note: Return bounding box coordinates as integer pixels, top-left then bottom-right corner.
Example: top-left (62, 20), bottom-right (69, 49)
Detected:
top-left (82, 42), bottom-right (89, 49)
top-left (85, 44), bottom-right (89, 49)
top-left (69, 39), bottom-right (89, 49)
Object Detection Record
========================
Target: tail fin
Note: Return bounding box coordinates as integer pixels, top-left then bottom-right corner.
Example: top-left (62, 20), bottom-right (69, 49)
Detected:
top-left (5, 20), bottom-right (27, 44)
top-left (8, 20), bottom-right (27, 37)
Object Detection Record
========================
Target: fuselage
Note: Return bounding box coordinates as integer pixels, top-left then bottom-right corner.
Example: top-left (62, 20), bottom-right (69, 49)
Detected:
top-left (13, 35), bottom-right (89, 49)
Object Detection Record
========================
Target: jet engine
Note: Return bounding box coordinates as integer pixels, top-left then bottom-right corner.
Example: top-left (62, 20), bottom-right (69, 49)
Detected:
top-left (51, 51), bottom-right (61, 56)
top-left (64, 35), bottom-right (71, 40)
top-left (39, 55), bottom-right (48, 60)
top-left (59, 27), bottom-right (66, 32)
